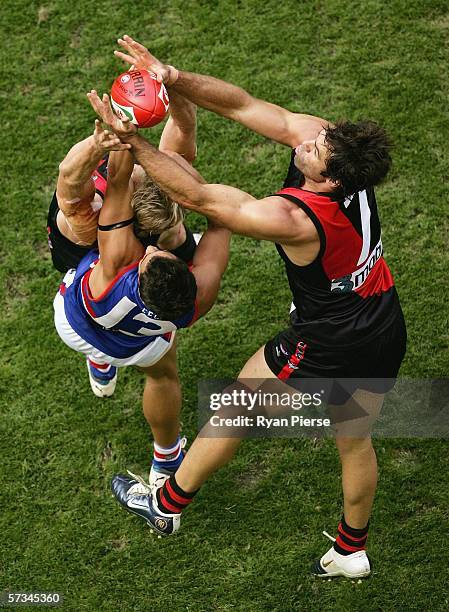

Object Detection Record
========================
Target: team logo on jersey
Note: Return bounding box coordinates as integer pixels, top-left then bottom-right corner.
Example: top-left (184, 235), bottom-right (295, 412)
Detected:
top-left (330, 274), bottom-right (354, 293)
top-left (331, 239), bottom-right (383, 293)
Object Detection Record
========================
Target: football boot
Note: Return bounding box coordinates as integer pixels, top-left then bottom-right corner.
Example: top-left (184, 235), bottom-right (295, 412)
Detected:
top-left (86, 359), bottom-right (117, 398)
top-left (312, 531), bottom-right (371, 578)
top-left (111, 471), bottom-right (180, 536)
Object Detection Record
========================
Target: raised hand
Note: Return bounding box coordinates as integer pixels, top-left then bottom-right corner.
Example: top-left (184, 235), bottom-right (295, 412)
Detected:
top-left (92, 119), bottom-right (131, 152)
top-left (114, 35), bottom-right (179, 85)
top-left (87, 90), bottom-right (137, 141)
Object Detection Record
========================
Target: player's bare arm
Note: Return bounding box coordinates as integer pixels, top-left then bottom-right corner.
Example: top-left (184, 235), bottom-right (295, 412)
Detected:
top-left (87, 90), bottom-right (317, 248)
top-left (152, 89), bottom-right (198, 250)
top-left (57, 120), bottom-right (130, 204)
top-left (56, 120), bottom-right (131, 245)
top-left (128, 134), bottom-right (318, 248)
top-left (190, 220), bottom-right (231, 318)
top-left (89, 148), bottom-right (143, 294)
top-left (114, 35), bottom-right (327, 147)
top-left (158, 89), bottom-right (197, 163)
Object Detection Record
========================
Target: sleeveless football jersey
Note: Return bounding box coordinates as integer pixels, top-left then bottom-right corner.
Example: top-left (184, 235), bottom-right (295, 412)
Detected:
top-left (91, 155), bottom-right (108, 201)
top-left (274, 150), bottom-right (402, 348)
top-left (47, 156), bottom-right (110, 273)
top-left (60, 250), bottom-right (196, 359)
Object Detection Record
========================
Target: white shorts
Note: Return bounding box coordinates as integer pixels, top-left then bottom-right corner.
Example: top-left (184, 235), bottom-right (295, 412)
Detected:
top-left (54, 291), bottom-right (175, 368)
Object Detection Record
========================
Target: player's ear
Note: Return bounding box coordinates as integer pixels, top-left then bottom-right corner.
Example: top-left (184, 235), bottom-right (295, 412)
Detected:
top-left (321, 171), bottom-right (340, 190)
top-left (328, 177), bottom-right (341, 189)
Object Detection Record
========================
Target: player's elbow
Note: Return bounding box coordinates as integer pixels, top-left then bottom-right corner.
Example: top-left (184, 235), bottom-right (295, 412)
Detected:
top-left (163, 149), bottom-right (197, 166)
top-left (228, 93), bottom-right (255, 122)
top-left (195, 286), bottom-right (220, 319)
top-left (177, 184), bottom-right (209, 211)
top-left (58, 160), bottom-right (75, 184)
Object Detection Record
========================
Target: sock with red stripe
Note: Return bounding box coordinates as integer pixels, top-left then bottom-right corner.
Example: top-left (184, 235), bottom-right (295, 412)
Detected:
top-left (152, 436), bottom-right (183, 472)
top-left (88, 358), bottom-right (116, 382)
top-left (333, 515), bottom-right (369, 555)
top-left (155, 475), bottom-right (198, 515)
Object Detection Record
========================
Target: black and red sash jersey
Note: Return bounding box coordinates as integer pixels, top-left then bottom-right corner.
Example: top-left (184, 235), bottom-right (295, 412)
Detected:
top-left (274, 150), bottom-right (402, 348)
top-left (92, 155), bottom-right (108, 200)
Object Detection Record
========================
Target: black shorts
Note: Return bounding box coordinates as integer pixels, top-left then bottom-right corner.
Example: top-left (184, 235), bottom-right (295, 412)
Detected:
top-left (46, 192), bottom-right (197, 272)
top-left (264, 308), bottom-right (407, 399)
top-left (46, 192), bottom-right (94, 273)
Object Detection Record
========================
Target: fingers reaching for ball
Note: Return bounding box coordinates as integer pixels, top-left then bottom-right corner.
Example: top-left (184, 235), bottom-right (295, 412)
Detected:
top-left (92, 119), bottom-right (131, 152)
top-left (114, 35), bottom-right (178, 85)
top-left (115, 35), bottom-right (156, 71)
top-left (87, 90), bottom-right (138, 142)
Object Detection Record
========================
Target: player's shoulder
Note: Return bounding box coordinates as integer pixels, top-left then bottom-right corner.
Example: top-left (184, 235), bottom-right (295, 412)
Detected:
top-left (267, 195), bottom-right (318, 241)
top-left (286, 113), bottom-right (331, 145)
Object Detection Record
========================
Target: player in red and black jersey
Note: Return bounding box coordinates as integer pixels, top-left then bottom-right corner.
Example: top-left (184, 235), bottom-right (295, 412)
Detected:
top-left (265, 142), bottom-right (405, 388)
top-left (99, 36), bottom-right (407, 578)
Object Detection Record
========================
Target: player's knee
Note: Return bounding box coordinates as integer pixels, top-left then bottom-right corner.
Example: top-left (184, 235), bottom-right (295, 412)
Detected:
top-left (335, 436), bottom-right (373, 457)
top-left (143, 360), bottom-right (179, 383)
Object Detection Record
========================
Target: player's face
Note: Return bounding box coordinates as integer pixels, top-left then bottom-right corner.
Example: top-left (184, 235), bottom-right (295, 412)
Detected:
top-left (138, 245), bottom-right (177, 276)
top-left (294, 129), bottom-right (329, 183)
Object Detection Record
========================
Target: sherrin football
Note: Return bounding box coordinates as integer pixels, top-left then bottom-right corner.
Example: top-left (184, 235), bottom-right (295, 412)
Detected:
top-left (110, 69), bottom-right (170, 128)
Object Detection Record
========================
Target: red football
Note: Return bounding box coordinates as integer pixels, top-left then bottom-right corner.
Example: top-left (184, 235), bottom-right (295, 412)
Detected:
top-left (110, 69), bottom-right (170, 128)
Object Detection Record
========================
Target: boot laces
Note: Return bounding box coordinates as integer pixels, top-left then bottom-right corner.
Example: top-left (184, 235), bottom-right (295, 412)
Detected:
top-left (127, 470), bottom-right (152, 496)
top-left (322, 530), bottom-right (336, 543)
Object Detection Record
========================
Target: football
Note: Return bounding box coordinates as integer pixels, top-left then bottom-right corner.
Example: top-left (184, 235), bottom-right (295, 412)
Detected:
top-left (110, 69), bottom-right (170, 128)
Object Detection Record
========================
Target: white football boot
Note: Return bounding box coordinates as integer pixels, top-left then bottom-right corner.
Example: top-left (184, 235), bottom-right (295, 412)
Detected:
top-left (149, 436), bottom-right (187, 489)
top-left (312, 531), bottom-right (371, 579)
top-left (86, 359), bottom-right (118, 398)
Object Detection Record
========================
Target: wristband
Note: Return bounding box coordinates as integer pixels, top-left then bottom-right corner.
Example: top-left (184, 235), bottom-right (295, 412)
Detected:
top-left (98, 217), bottom-right (134, 232)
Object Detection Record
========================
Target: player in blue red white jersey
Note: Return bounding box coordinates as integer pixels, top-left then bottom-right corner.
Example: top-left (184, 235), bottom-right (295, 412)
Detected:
top-left (54, 139), bottom-right (231, 490)
top-left (53, 88), bottom-right (231, 491)
top-left (48, 90), bottom-right (200, 397)
top-left (92, 36), bottom-right (407, 579)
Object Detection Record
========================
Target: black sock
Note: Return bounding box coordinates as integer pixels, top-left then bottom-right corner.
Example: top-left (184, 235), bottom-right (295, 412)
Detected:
top-left (155, 475), bottom-right (198, 515)
top-left (333, 515), bottom-right (369, 556)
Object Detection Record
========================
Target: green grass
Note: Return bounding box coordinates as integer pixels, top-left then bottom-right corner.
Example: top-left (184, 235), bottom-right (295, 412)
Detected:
top-left (1, 0), bottom-right (448, 610)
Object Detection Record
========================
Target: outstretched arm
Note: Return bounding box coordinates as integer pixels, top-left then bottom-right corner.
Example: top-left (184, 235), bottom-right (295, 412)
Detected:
top-left (158, 90), bottom-right (197, 163)
top-left (87, 91), bottom-right (315, 245)
top-left (57, 120), bottom-right (130, 204)
top-left (128, 134), bottom-right (312, 244)
top-left (56, 120), bottom-right (131, 245)
top-left (114, 35), bottom-right (327, 147)
top-left (93, 147), bottom-right (143, 284)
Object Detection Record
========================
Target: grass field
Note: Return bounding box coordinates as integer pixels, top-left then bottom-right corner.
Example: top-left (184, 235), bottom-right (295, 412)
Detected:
top-left (1, 0), bottom-right (448, 610)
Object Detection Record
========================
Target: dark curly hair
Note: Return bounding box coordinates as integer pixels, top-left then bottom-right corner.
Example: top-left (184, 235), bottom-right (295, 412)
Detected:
top-left (323, 121), bottom-right (392, 196)
top-left (139, 256), bottom-right (197, 321)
